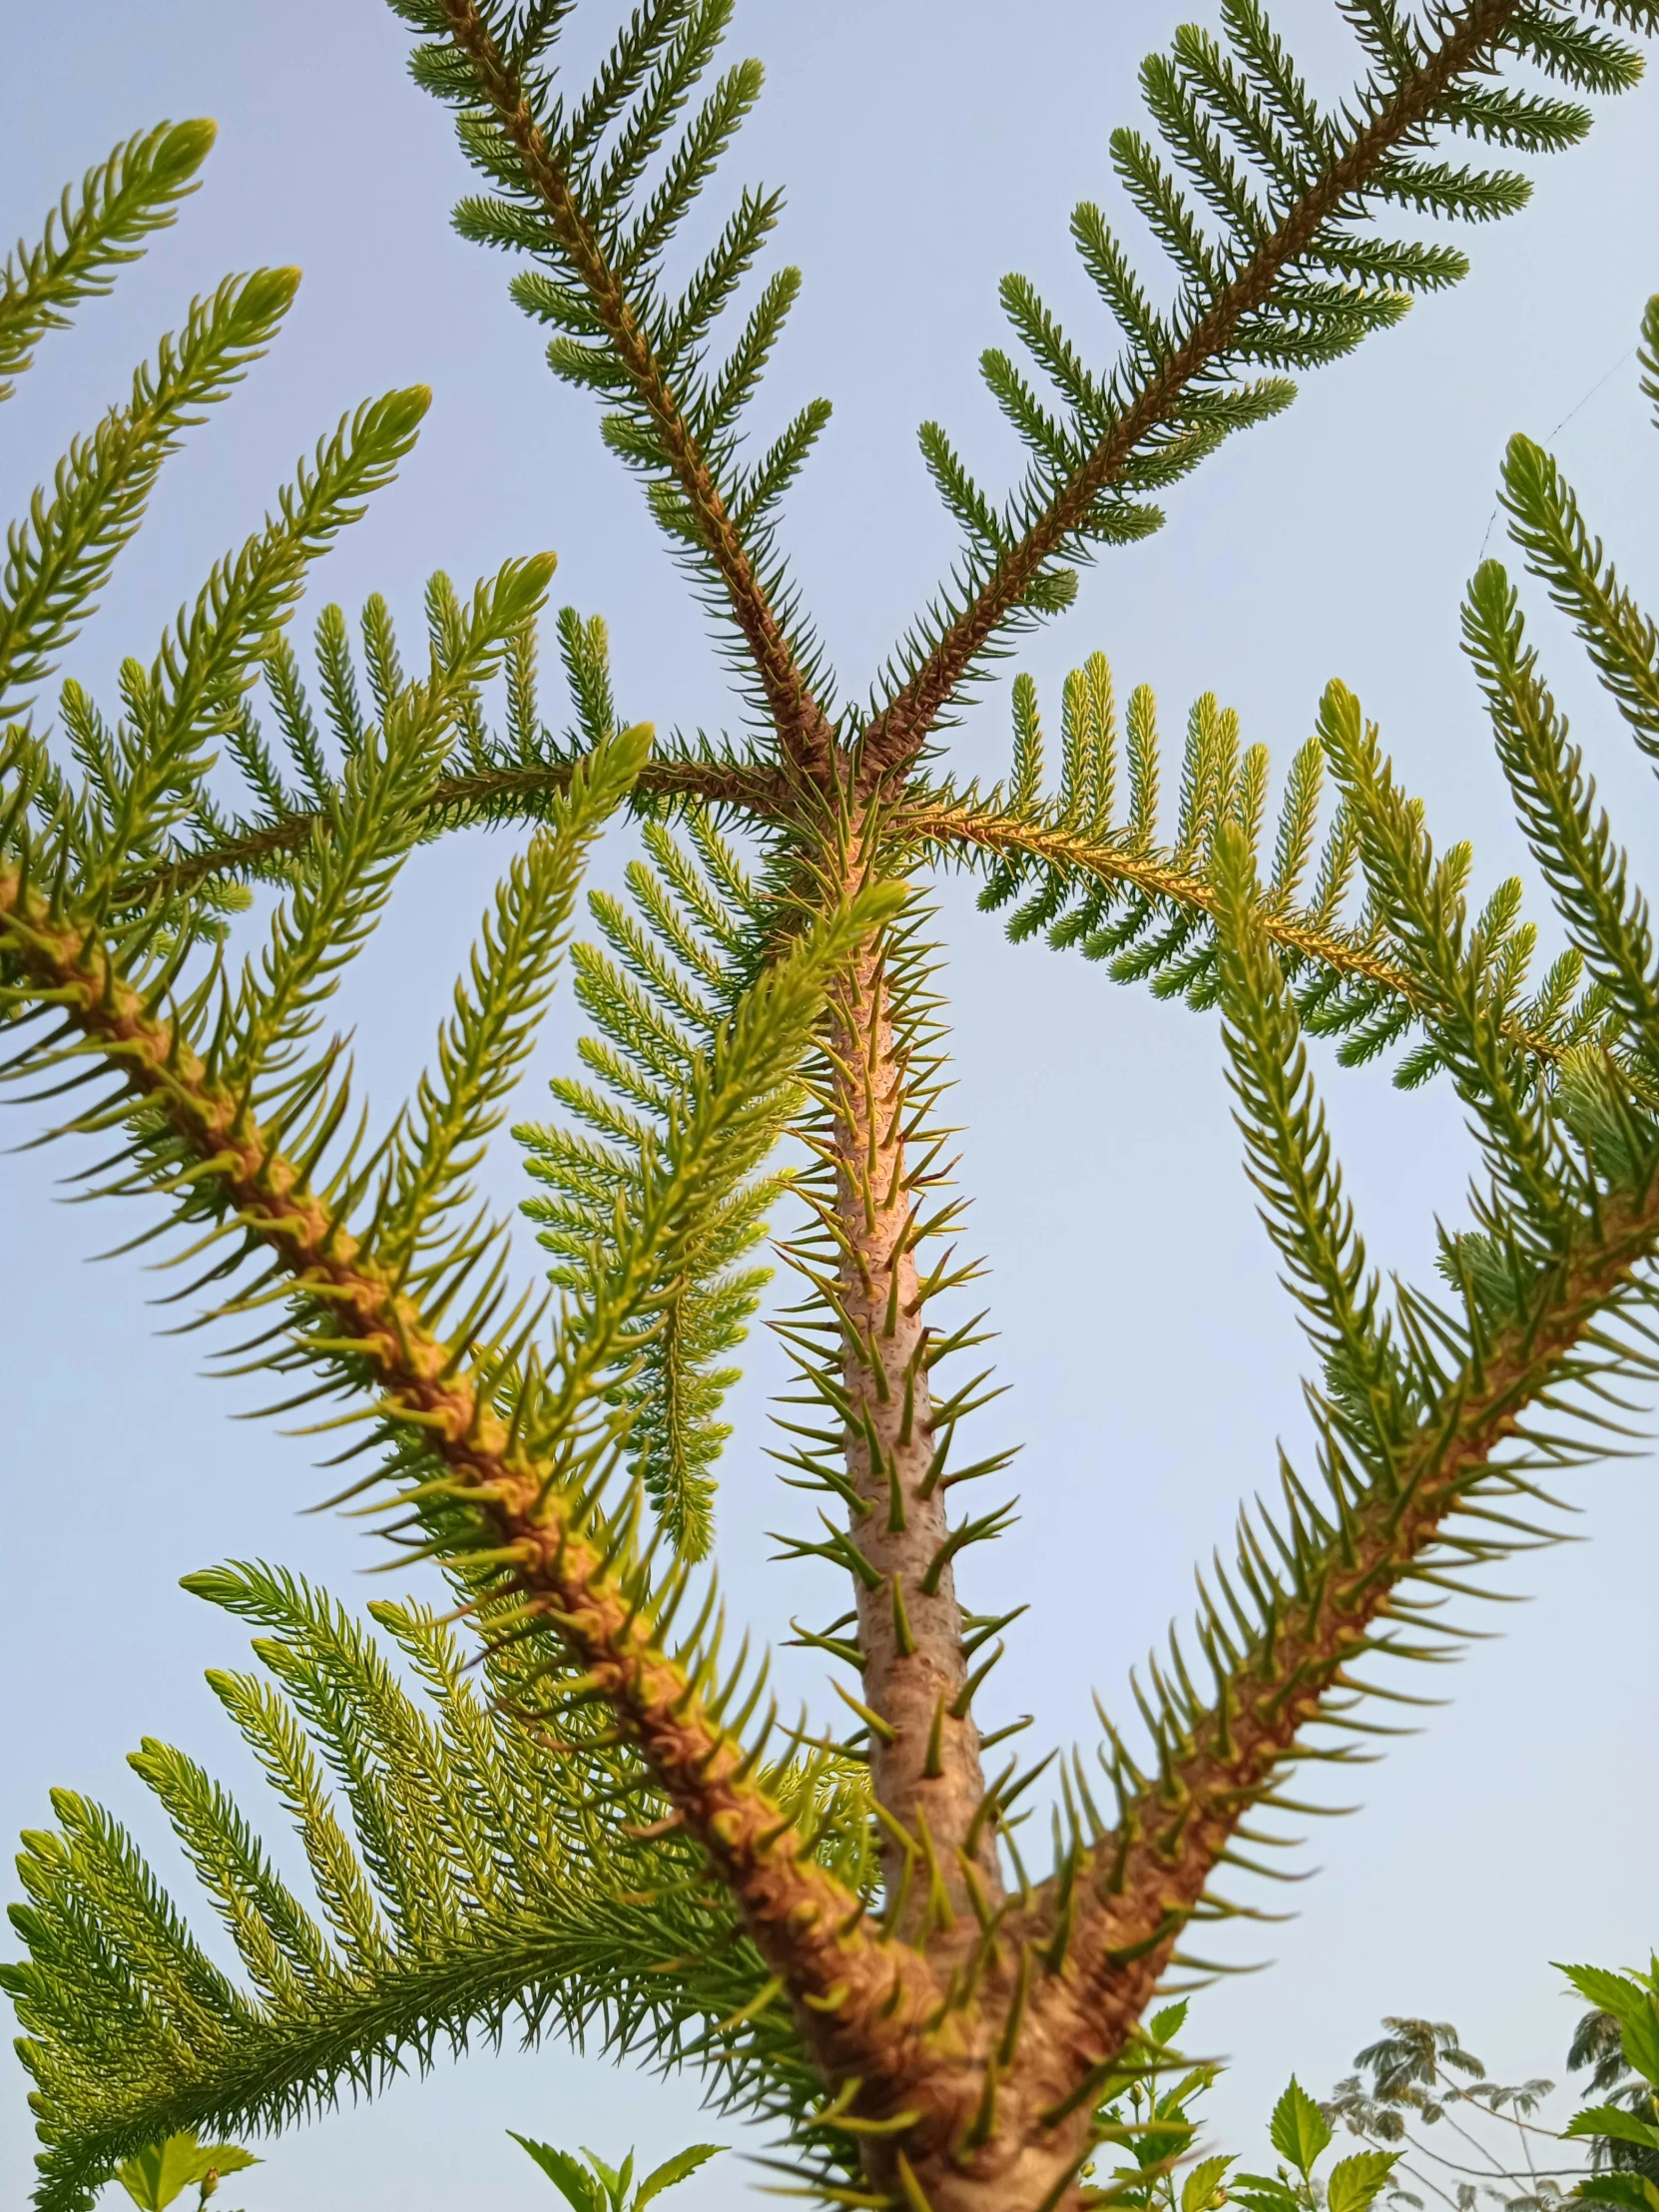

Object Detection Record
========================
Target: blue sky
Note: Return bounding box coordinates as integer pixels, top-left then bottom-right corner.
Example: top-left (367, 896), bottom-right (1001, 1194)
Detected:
top-left (3, 4), bottom-right (1658, 2207)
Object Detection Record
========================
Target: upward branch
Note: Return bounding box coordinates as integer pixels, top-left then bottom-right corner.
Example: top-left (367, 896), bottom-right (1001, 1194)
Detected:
top-left (0, 851), bottom-right (950, 2095)
top-left (1038, 1172), bottom-right (1659, 2095)
top-left (430, 0), bottom-right (837, 784)
top-left (0, 120), bottom-right (217, 400)
top-left (860, 0), bottom-right (1532, 783)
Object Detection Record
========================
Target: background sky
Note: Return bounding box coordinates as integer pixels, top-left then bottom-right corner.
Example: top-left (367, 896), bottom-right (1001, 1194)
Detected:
top-left (3, 4), bottom-right (1659, 2207)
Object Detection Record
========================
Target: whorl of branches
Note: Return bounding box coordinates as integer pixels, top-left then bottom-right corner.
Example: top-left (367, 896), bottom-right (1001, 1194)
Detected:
top-left (3, 15), bottom-right (1659, 2210)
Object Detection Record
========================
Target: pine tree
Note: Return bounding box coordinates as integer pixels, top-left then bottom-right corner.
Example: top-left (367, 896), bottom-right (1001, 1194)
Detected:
top-left (4, 5), bottom-right (1659, 2206)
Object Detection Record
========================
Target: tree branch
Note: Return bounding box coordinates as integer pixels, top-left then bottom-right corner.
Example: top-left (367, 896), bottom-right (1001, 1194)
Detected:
top-left (121, 753), bottom-right (796, 903)
top-left (434, 0), bottom-right (838, 786)
top-left (1028, 1186), bottom-right (1659, 2119)
top-left (822, 902), bottom-right (999, 1938)
top-left (0, 857), bottom-right (947, 2107)
top-left (903, 792), bottom-right (1410, 989)
top-left (900, 794), bottom-right (1572, 1073)
top-left (16, 1873), bottom-right (774, 2210)
top-left (858, 0), bottom-right (1525, 785)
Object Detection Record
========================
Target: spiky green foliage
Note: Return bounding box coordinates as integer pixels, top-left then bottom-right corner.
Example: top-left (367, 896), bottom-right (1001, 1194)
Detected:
top-left (366, 0), bottom-right (1658, 777)
top-left (911, 658), bottom-right (1398, 1032)
top-left (381, 0), bottom-right (838, 758)
top-left (862, 0), bottom-right (1659, 754)
top-left (904, 652), bottom-right (1614, 1093)
top-left (1, 1567), bottom-right (859, 2212)
top-left (118, 586), bottom-right (786, 922)
top-left (8, 32), bottom-right (1659, 2212)
top-left (10, 378), bottom-right (440, 945)
top-left (0, 139), bottom-right (893, 2197)
top-left (517, 800), bottom-right (783, 1559)
top-left (0, 264), bottom-right (300, 716)
top-left (0, 122), bottom-right (218, 402)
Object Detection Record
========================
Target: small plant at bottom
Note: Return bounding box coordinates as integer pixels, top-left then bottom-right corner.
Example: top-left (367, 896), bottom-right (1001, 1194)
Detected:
top-left (1562, 1959), bottom-right (1659, 2212)
top-left (510, 2134), bottom-right (722, 2212)
top-left (1234, 2081), bottom-right (1399, 2212)
top-left (1084, 2002), bottom-right (1397, 2212)
top-left (109, 2134), bottom-right (257, 2212)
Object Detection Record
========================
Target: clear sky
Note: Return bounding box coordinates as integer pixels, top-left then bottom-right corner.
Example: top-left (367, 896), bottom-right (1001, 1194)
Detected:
top-left (3, 4), bottom-right (1658, 2208)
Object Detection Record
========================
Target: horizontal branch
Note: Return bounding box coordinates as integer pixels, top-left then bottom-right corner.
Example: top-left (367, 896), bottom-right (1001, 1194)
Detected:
top-left (122, 753), bottom-right (797, 903)
top-left (859, 0), bottom-right (1523, 782)
top-left (18, 1874), bottom-right (773, 2208)
top-left (901, 794), bottom-right (1568, 1070)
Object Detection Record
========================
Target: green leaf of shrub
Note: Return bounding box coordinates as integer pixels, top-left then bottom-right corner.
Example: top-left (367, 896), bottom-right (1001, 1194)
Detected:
top-left (1270, 2079), bottom-right (1333, 2177)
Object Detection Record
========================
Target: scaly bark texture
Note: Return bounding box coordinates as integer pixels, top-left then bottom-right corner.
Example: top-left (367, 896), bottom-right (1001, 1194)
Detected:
top-left (827, 913), bottom-right (1000, 1939)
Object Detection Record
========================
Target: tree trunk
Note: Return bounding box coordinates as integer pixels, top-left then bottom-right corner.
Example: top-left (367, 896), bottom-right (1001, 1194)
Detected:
top-left (827, 902), bottom-right (1002, 1939)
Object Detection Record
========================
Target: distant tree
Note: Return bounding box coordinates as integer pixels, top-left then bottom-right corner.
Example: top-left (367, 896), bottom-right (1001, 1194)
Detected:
top-left (1326, 1970), bottom-right (1659, 2212)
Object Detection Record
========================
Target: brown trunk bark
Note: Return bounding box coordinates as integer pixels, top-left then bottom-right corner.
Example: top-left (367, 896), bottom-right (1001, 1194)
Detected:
top-left (826, 898), bottom-right (1002, 1942)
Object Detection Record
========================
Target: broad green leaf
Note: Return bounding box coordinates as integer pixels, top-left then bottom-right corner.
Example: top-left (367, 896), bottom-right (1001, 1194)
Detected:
top-left (582, 2147), bottom-right (630, 2209)
top-left (1130, 2117), bottom-right (1199, 2174)
top-left (1328, 2150), bottom-right (1398, 2212)
top-left (1626, 2011), bottom-right (1659, 2087)
top-left (1150, 2001), bottom-right (1191, 2046)
top-left (1166, 2065), bottom-right (1218, 2111)
top-left (510, 2134), bottom-right (605, 2212)
top-left (1270, 2078), bottom-right (1333, 2177)
top-left (1566, 2108), bottom-right (1659, 2151)
top-left (1183, 2153), bottom-right (1237, 2212)
top-left (115, 2134), bottom-right (259, 2210)
top-left (1561, 1966), bottom-right (1659, 2087)
top-left (1232, 2178), bottom-right (1304, 2212)
top-left (1561, 1965), bottom-right (1651, 2027)
top-left (633, 2145), bottom-right (724, 2210)
top-left (199, 2148), bottom-right (258, 2180)
top-left (1576, 2176), bottom-right (1659, 2212)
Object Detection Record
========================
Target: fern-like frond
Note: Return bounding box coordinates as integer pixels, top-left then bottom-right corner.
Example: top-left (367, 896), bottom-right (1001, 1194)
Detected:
top-left (0, 108), bottom-right (878, 2210)
top-left (386, 0), bottom-right (836, 772)
top-left (904, 650), bottom-right (1618, 1095)
top-left (1, 671), bottom-right (923, 2189)
top-left (64, 385), bottom-right (435, 915)
top-left (1460, 561), bottom-right (1659, 1097)
top-left (217, 560), bottom-right (573, 1111)
top-left (861, 0), bottom-right (1655, 770)
top-left (935, 324), bottom-right (1659, 2111)
top-left (116, 600), bottom-right (790, 918)
top-left (1495, 362), bottom-right (1659, 765)
top-left (898, 666), bottom-right (1401, 1051)
top-left (517, 803), bottom-right (780, 1559)
top-left (1041, 784), bottom-right (1659, 2070)
top-left (2, 1565), bottom-right (853, 2212)
top-left (0, 269), bottom-right (299, 716)
top-left (0, 121), bottom-right (216, 401)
